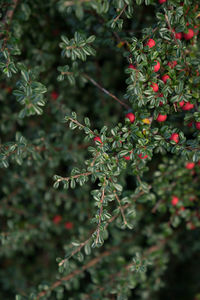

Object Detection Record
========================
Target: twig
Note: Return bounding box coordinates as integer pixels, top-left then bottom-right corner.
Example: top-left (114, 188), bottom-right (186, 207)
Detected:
top-left (56, 172), bottom-right (92, 183)
top-left (165, 14), bottom-right (179, 46)
top-left (114, 191), bottom-right (127, 225)
top-left (59, 236), bottom-right (92, 267)
top-left (68, 117), bottom-right (96, 135)
top-left (113, 4), bottom-right (128, 23)
top-left (1, 0), bottom-right (19, 26)
top-left (58, 200), bottom-right (133, 268)
top-left (83, 237), bottom-right (169, 299)
top-left (151, 199), bottom-right (165, 213)
top-left (1, 0), bottom-right (19, 50)
top-left (96, 180), bottom-right (106, 244)
top-left (83, 74), bottom-right (130, 109)
top-left (36, 246), bottom-right (118, 299)
top-left (36, 191), bottom-right (145, 299)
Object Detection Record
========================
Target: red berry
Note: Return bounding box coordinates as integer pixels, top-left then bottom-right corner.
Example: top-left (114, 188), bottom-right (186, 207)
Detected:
top-left (174, 31), bottom-right (182, 40)
top-left (170, 133), bottom-right (179, 144)
top-left (171, 196), bottom-right (179, 206)
top-left (183, 28), bottom-right (194, 40)
top-left (156, 114), bottom-right (167, 122)
top-left (53, 215), bottom-right (62, 225)
top-left (179, 100), bottom-right (185, 108)
top-left (154, 61), bottom-right (160, 72)
top-left (146, 39), bottom-right (156, 48)
top-left (125, 112), bottom-right (135, 123)
top-left (151, 83), bottom-right (159, 92)
top-left (195, 122), bottom-right (200, 130)
top-left (94, 137), bottom-right (103, 144)
top-left (128, 64), bottom-right (136, 70)
top-left (138, 153), bottom-right (148, 159)
top-left (51, 91), bottom-right (59, 100)
top-left (65, 222), bottom-right (73, 230)
top-left (186, 162), bottom-right (195, 169)
top-left (162, 74), bottom-right (170, 83)
top-left (159, 0), bottom-right (166, 3)
top-left (168, 61), bottom-right (177, 68)
top-left (182, 102), bottom-right (194, 110)
top-left (124, 155), bottom-right (130, 161)
top-left (187, 121), bottom-right (193, 128)
top-left (6, 87), bottom-right (12, 93)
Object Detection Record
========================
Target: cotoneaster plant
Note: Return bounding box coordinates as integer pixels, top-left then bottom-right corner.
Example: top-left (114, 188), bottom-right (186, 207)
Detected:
top-left (0, 0), bottom-right (200, 300)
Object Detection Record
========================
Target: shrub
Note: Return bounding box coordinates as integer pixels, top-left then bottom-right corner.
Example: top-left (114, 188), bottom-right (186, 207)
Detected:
top-left (0, 0), bottom-right (200, 299)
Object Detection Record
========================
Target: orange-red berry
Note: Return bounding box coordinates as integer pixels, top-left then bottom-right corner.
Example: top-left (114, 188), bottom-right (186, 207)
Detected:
top-left (94, 137), bottom-right (103, 144)
top-left (53, 215), bottom-right (62, 224)
top-left (125, 112), bottom-right (135, 123)
top-left (51, 91), bottom-right (59, 100)
top-left (179, 100), bottom-right (185, 108)
top-left (186, 162), bottom-right (195, 169)
top-left (154, 61), bottom-right (160, 72)
top-left (65, 222), bottom-right (73, 229)
top-left (147, 39), bottom-right (156, 48)
top-left (162, 74), bottom-right (170, 83)
top-left (195, 122), bottom-right (200, 130)
top-left (128, 64), bottom-right (136, 70)
top-left (183, 29), bottom-right (194, 40)
top-left (124, 155), bottom-right (131, 161)
top-left (171, 196), bottom-right (179, 206)
top-left (170, 133), bottom-right (179, 144)
top-left (151, 83), bottom-right (159, 92)
top-left (156, 114), bottom-right (167, 122)
top-left (182, 102), bottom-right (194, 110)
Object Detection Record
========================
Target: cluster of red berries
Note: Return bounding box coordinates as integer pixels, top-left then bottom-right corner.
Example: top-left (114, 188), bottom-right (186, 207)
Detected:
top-left (129, 34), bottom-right (199, 128)
top-left (123, 150), bottom-right (148, 161)
top-left (94, 109), bottom-right (199, 155)
top-left (170, 195), bottom-right (198, 230)
top-left (53, 215), bottom-right (73, 229)
top-left (94, 112), bottom-right (148, 160)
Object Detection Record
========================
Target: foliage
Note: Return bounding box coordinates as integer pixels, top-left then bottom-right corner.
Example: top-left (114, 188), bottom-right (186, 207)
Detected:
top-left (0, 0), bottom-right (200, 299)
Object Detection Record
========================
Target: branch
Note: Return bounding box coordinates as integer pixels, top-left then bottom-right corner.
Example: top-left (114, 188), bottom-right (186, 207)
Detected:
top-left (83, 74), bottom-right (130, 109)
top-left (56, 172), bottom-right (92, 183)
top-left (58, 236), bottom-right (92, 267)
top-left (68, 117), bottom-right (96, 135)
top-left (165, 14), bottom-right (179, 46)
top-left (95, 181), bottom-right (106, 244)
top-left (36, 246), bottom-right (118, 299)
top-left (83, 237), bottom-right (169, 299)
top-left (113, 4), bottom-right (128, 23)
top-left (58, 193), bottom-right (142, 268)
top-left (36, 191), bottom-right (145, 299)
top-left (114, 191), bottom-right (127, 226)
top-left (0, 0), bottom-right (19, 49)
top-left (2, 0), bottom-right (19, 26)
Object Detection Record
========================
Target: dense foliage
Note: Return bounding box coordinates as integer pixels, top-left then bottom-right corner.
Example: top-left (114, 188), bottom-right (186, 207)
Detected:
top-left (0, 0), bottom-right (200, 299)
